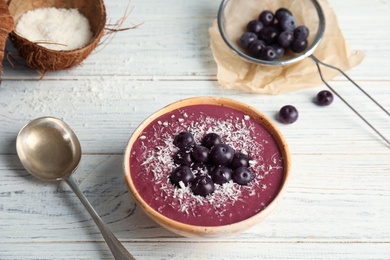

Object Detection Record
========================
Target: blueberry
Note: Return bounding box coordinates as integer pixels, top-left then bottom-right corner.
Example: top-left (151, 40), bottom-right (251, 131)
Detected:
top-left (209, 143), bottom-right (235, 166)
top-left (191, 145), bottom-right (210, 163)
top-left (191, 175), bottom-right (215, 197)
top-left (246, 20), bottom-right (264, 34)
top-left (260, 46), bottom-right (277, 61)
top-left (230, 152), bottom-right (250, 169)
top-left (169, 166), bottom-right (194, 187)
top-left (240, 32), bottom-right (257, 49)
top-left (191, 162), bottom-right (210, 175)
top-left (316, 90), bottom-right (334, 106)
top-left (272, 21), bottom-right (282, 29)
top-left (232, 167), bottom-right (254, 185)
top-left (173, 149), bottom-right (193, 166)
top-left (280, 15), bottom-right (296, 31)
top-left (210, 165), bottom-right (233, 185)
top-left (201, 133), bottom-right (222, 148)
top-left (259, 26), bottom-right (279, 45)
top-left (249, 40), bottom-right (266, 57)
top-left (271, 44), bottom-right (286, 59)
top-left (258, 10), bottom-right (274, 27)
top-left (279, 105), bottom-right (299, 124)
top-left (290, 38), bottom-right (308, 53)
top-left (294, 25), bottom-right (309, 39)
top-left (278, 30), bottom-right (294, 48)
top-left (275, 8), bottom-right (292, 21)
top-left (173, 131), bottom-right (195, 150)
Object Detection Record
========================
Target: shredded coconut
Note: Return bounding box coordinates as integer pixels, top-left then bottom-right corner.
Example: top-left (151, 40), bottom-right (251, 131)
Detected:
top-left (15, 7), bottom-right (93, 51)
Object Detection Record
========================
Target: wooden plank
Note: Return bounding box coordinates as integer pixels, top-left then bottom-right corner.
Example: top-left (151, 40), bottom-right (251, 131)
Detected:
top-left (1, 154), bottom-right (389, 242)
top-left (0, 80), bottom-right (388, 154)
top-left (1, 241), bottom-right (390, 260)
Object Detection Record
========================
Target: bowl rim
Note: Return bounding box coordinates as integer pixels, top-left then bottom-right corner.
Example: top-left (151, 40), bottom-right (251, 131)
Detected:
top-left (217, 0), bottom-right (326, 66)
top-left (123, 96), bottom-right (292, 237)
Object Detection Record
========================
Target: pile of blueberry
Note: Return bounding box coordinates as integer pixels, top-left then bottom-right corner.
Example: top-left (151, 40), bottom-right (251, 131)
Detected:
top-left (169, 131), bottom-right (254, 197)
top-left (239, 7), bottom-right (309, 61)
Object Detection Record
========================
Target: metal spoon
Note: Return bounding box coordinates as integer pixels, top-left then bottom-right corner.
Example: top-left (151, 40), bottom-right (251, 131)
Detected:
top-left (16, 117), bottom-right (135, 260)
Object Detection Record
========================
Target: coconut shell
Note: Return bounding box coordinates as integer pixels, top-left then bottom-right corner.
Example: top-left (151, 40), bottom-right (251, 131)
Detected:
top-left (8, 0), bottom-right (106, 71)
top-left (0, 0), bottom-right (14, 74)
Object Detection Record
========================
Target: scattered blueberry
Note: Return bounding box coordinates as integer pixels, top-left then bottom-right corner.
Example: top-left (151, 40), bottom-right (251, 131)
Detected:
top-left (201, 133), bottom-right (222, 148)
top-left (316, 90), bottom-right (334, 106)
top-left (259, 10), bottom-right (274, 27)
top-left (191, 175), bottom-right (215, 197)
top-left (279, 105), bottom-right (299, 124)
top-left (232, 167), bottom-right (254, 185)
top-left (230, 152), bottom-right (250, 169)
top-left (210, 143), bottom-right (235, 166)
top-left (240, 32), bottom-right (258, 49)
top-left (210, 165), bottom-right (233, 185)
top-left (247, 20), bottom-right (264, 34)
top-left (169, 166), bottom-right (194, 187)
top-left (173, 131), bottom-right (195, 150)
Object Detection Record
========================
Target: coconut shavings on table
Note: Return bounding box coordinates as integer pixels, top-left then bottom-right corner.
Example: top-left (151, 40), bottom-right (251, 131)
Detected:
top-left (15, 8), bottom-right (93, 51)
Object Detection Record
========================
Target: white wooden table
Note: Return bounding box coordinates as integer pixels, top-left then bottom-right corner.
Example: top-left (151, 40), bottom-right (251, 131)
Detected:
top-left (1, 0), bottom-right (389, 259)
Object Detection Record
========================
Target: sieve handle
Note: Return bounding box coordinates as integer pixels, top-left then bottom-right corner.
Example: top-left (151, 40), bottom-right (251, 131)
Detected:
top-left (309, 54), bottom-right (390, 148)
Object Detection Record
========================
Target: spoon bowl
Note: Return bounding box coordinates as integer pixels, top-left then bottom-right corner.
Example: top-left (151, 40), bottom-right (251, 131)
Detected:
top-left (16, 117), bottom-right (81, 181)
top-left (16, 117), bottom-right (135, 260)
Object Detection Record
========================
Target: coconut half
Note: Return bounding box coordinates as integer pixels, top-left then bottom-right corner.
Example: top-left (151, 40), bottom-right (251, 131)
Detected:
top-left (8, 0), bottom-right (106, 71)
top-left (0, 0), bottom-right (14, 75)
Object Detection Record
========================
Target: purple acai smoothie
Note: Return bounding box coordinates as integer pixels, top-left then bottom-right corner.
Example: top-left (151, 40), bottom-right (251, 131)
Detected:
top-left (129, 104), bottom-right (284, 226)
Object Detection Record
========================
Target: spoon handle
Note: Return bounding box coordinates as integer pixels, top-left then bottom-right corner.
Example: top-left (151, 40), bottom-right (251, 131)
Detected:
top-left (65, 176), bottom-right (136, 260)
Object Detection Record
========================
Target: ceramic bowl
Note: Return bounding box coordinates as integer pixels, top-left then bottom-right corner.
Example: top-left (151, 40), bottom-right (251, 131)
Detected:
top-left (217, 0), bottom-right (325, 66)
top-left (123, 97), bottom-right (291, 238)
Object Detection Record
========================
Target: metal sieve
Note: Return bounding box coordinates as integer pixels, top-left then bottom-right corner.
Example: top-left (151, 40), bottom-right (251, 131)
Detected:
top-left (217, 0), bottom-right (389, 147)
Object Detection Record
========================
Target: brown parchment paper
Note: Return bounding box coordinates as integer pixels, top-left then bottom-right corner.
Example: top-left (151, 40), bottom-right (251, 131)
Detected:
top-left (209, 0), bottom-right (365, 94)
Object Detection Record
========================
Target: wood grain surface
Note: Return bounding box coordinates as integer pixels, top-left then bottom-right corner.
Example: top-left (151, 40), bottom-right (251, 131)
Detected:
top-left (0, 0), bottom-right (389, 259)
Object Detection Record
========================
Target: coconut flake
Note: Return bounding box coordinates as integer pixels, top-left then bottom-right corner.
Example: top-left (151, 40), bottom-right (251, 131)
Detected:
top-left (15, 8), bottom-right (93, 51)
